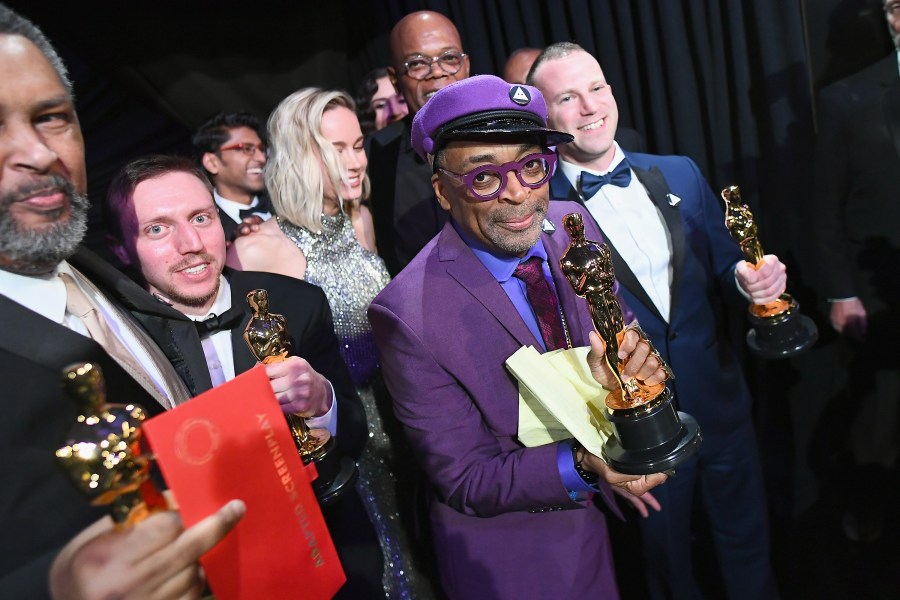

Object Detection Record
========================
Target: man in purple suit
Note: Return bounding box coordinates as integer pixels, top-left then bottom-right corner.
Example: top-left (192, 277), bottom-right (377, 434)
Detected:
top-left (368, 75), bottom-right (669, 599)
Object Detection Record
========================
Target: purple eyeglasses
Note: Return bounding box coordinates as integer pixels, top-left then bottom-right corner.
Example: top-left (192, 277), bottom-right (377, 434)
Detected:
top-left (438, 152), bottom-right (557, 201)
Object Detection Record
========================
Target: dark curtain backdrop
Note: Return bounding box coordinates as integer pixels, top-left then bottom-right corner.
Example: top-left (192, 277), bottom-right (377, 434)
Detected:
top-left (9, 1), bottom-right (816, 277)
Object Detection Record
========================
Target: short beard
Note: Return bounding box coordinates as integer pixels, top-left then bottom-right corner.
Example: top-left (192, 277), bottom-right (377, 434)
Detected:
top-left (484, 197), bottom-right (548, 256)
top-left (164, 285), bottom-right (219, 312)
top-left (155, 254), bottom-right (221, 312)
top-left (0, 176), bottom-right (90, 275)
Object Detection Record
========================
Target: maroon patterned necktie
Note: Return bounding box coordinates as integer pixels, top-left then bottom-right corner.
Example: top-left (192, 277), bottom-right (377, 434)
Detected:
top-left (513, 257), bottom-right (568, 351)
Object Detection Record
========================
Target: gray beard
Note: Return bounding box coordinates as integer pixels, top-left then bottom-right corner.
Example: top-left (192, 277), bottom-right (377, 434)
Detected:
top-left (0, 177), bottom-right (90, 275)
top-left (485, 199), bottom-right (548, 256)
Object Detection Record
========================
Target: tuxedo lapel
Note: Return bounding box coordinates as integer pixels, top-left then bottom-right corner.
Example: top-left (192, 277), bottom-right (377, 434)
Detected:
top-left (0, 292), bottom-right (162, 409)
top-left (596, 230), bottom-right (665, 324)
top-left (228, 281), bottom-right (257, 375)
top-left (438, 224), bottom-right (542, 349)
top-left (0, 293), bottom-right (98, 372)
top-left (69, 247), bottom-right (213, 395)
top-left (549, 161), bottom-right (670, 323)
top-left (549, 167), bottom-right (581, 202)
top-left (633, 164), bottom-right (686, 320)
top-left (217, 205), bottom-right (240, 240)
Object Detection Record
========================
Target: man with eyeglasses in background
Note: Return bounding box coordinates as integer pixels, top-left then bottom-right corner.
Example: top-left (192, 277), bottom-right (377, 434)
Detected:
top-left (192, 112), bottom-right (271, 241)
top-left (367, 10), bottom-right (470, 276)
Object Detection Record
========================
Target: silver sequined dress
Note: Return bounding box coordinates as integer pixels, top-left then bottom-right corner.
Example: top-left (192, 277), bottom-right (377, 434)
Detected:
top-left (278, 213), bottom-right (434, 600)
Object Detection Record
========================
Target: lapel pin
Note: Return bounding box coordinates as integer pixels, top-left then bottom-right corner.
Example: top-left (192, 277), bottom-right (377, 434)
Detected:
top-left (542, 219), bottom-right (556, 233)
top-left (667, 193), bottom-right (681, 207)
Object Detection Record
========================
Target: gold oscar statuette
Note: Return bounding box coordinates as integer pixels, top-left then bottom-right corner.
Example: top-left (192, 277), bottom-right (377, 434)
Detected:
top-left (243, 289), bottom-right (356, 504)
top-left (560, 212), bottom-right (700, 475)
top-left (721, 186), bottom-right (817, 358)
top-left (55, 362), bottom-right (167, 527)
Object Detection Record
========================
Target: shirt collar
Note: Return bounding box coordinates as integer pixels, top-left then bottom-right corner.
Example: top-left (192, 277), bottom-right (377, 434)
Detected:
top-left (559, 141), bottom-right (625, 185)
top-left (160, 275), bottom-right (231, 322)
top-left (0, 261), bottom-right (68, 323)
top-left (452, 219), bottom-right (549, 283)
top-left (213, 189), bottom-right (260, 223)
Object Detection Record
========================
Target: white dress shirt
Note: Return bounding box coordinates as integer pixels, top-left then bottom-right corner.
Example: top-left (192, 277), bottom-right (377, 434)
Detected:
top-left (560, 143), bottom-right (673, 322)
top-left (213, 190), bottom-right (271, 224)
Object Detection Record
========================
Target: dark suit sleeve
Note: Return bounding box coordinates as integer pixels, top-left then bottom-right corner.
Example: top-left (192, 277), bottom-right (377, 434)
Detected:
top-left (812, 87), bottom-right (856, 299)
top-left (292, 287), bottom-right (367, 461)
top-left (0, 551), bottom-right (55, 599)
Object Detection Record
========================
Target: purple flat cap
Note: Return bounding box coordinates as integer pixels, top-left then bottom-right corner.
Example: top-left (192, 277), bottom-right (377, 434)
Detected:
top-left (410, 74), bottom-right (573, 160)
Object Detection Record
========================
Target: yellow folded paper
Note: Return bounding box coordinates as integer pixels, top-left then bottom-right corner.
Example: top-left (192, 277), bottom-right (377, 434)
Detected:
top-left (507, 345), bottom-right (614, 457)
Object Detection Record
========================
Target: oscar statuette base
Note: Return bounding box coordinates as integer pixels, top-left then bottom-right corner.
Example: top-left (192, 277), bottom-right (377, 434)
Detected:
top-left (290, 422), bottom-right (358, 506)
top-left (746, 294), bottom-right (818, 359)
top-left (602, 388), bottom-right (702, 475)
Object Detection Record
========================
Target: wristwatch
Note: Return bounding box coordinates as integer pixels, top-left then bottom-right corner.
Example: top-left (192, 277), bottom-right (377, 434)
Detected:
top-left (571, 440), bottom-right (599, 485)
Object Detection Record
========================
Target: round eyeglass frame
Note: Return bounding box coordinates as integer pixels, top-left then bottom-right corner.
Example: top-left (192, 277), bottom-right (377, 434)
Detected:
top-left (403, 51), bottom-right (468, 81)
top-left (438, 152), bottom-right (557, 201)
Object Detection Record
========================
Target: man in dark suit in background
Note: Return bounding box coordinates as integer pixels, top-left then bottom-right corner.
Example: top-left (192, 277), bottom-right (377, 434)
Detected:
top-left (105, 154), bottom-right (383, 599)
top-left (531, 42), bottom-right (787, 599)
top-left (810, 0), bottom-right (900, 542)
top-left (0, 6), bottom-right (242, 597)
top-left (367, 10), bottom-right (469, 276)
top-left (192, 112), bottom-right (271, 241)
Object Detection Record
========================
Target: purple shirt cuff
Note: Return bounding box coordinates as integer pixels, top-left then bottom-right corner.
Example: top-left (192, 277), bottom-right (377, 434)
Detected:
top-left (557, 439), bottom-right (599, 495)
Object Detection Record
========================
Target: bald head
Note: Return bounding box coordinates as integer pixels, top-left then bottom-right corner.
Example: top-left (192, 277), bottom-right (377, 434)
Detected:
top-left (503, 48), bottom-right (541, 84)
top-left (388, 11), bottom-right (469, 116)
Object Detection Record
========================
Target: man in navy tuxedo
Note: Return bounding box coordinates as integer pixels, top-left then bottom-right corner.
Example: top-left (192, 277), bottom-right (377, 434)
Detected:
top-left (531, 42), bottom-right (787, 599)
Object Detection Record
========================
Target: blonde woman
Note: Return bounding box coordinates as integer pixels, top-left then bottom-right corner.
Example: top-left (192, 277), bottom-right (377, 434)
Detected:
top-left (227, 88), bottom-right (388, 383)
top-left (227, 89), bottom-right (436, 599)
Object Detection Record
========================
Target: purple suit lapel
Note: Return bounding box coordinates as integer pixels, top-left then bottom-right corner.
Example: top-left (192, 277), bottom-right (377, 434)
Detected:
top-left (437, 221), bottom-right (544, 350)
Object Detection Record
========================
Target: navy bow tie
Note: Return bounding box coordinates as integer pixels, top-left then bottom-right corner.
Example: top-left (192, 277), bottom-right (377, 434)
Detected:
top-left (579, 160), bottom-right (632, 198)
top-left (194, 306), bottom-right (244, 337)
top-left (238, 195), bottom-right (272, 220)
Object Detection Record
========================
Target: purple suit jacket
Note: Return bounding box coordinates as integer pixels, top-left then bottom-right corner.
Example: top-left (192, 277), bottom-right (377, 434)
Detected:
top-left (369, 201), bottom-right (623, 600)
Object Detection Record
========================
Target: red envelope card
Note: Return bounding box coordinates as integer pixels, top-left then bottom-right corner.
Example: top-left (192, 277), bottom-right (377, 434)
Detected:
top-left (142, 365), bottom-right (345, 600)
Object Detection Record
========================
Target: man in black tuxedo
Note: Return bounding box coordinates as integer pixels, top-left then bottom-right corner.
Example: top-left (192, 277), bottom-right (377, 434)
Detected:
top-left (811, 0), bottom-right (900, 541)
top-left (192, 112), bottom-right (272, 241)
top-left (0, 6), bottom-right (243, 598)
top-left (367, 11), bottom-right (467, 276)
top-left (105, 154), bottom-right (383, 598)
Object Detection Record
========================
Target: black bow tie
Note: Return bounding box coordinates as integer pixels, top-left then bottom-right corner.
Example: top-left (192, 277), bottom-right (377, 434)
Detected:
top-left (238, 195), bottom-right (272, 220)
top-left (579, 160), bottom-right (632, 198)
top-left (194, 306), bottom-right (244, 336)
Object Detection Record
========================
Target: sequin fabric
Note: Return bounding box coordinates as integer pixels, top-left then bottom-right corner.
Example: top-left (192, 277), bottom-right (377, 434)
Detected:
top-left (278, 213), bottom-right (390, 387)
top-left (278, 213), bottom-right (437, 599)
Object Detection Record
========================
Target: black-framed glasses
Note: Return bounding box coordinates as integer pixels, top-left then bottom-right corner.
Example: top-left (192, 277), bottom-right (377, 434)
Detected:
top-left (438, 152), bottom-right (556, 201)
top-left (220, 142), bottom-right (266, 156)
top-left (403, 51), bottom-right (468, 80)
